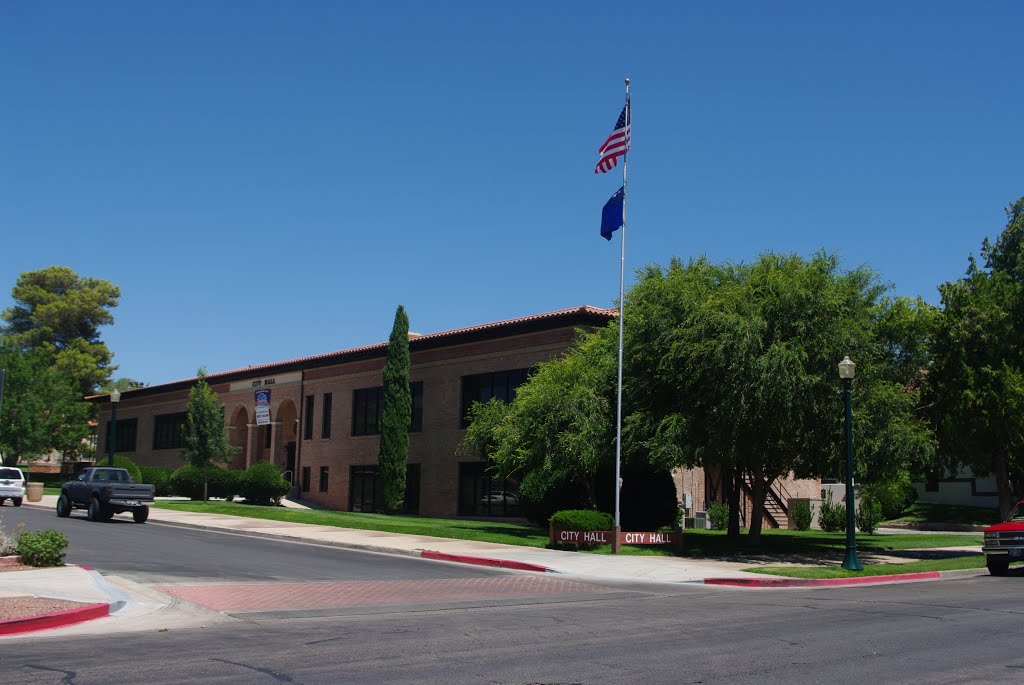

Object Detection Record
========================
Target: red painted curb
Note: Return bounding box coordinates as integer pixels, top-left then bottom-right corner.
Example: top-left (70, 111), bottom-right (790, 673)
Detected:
top-left (705, 571), bottom-right (942, 588)
top-left (0, 602), bottom-right (110, 636)
top-left (421, 550), bottom-right (550, 573)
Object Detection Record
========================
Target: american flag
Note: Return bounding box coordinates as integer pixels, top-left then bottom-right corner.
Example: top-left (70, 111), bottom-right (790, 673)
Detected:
top-left (595, 99), bottom-right (630, 174)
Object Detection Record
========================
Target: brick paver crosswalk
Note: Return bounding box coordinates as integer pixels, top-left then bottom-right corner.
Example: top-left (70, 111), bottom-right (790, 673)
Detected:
top-left (155, 576), bottom-right (608, 612)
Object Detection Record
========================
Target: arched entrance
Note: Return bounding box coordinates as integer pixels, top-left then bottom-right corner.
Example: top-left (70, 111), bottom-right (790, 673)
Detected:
top-left (275, 400), bottom-right (298, 484)
top-left (228, 406), bottom-right (249, 470)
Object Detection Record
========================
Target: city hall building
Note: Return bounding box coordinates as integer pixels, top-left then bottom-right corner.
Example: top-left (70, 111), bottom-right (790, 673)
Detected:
top-left (94, 304), bottom-right (819, 525)
top-left (94, 306), bottom-right (617, 519)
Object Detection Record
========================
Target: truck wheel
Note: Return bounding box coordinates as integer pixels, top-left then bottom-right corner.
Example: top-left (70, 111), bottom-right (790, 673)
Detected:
top-left (87, 498), bottom-right (106, 522)
top-left (56, 494), bottom-right (71, 517)
top-left (987, 558), bottom-right (1010, 576)
top-left (133, 507), bottom-right (149, 524)
top-left (12, 497), bottom-right (22, 507)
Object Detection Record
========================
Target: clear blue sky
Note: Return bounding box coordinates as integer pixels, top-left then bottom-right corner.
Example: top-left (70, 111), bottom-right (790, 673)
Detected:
top-left (2, 1), bottom-right (1021, 387)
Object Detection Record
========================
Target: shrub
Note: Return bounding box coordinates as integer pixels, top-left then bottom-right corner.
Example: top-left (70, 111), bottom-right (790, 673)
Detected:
top-left (111, 455), bottom-right (142, 483)
top-left (856, 496), bottom-right (883, 534)
top-left (790, 499), bottom-right (813, 531)
top-left (17, 529), bottom-right (69, 567)
top-left (205, 467), bottom-right (243, 500)
top-left (0, 517), bottom-right (25, 556)
top-left (549, 509), bottom-right (614, 531)
top-left (863, 476), bottom-right (919, 520)
top-left (240, 462), bottom-right (291, 505)
top-left (170, 465), bottom-right (207, 500)
top-left (819, 489), bottom-right (847, 533)
top-left (707, 501), bottom-right (730, 530)
top-left (617, 466), bottom-right (680, 531)
top-left (139, 466), bottom-right (175, 497)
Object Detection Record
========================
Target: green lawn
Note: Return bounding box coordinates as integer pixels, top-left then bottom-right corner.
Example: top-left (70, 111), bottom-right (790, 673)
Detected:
top-left (154, 501), bottom-right (554, 548)
top-left (884, 502), bottom-right (1001, 527)
top-left (154, 500), bottom-right (980, 558)
top-left (745, 555), bottom-right (1023, 579)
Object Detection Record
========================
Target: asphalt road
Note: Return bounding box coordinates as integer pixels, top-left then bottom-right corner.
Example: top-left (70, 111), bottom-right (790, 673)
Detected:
top-left (3, 505), bottom-right (1024, 684)
top-left (0, 505), bottom-right (504, 583)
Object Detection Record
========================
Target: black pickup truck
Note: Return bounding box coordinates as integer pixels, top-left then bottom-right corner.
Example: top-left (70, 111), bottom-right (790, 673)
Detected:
top-left (56, 467), bottom-right (155, 523)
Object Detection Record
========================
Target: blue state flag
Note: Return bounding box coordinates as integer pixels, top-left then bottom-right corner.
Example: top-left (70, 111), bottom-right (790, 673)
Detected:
top-left (601, 186), bottom-right (625, 240)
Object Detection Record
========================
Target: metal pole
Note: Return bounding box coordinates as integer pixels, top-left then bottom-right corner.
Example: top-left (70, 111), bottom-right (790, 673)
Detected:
top-left (108, 401), bottom-right (118, 467)
top-left (611, 77), bottom-right (630, 554)
top-left (841, 377), bottom-right (863, 571)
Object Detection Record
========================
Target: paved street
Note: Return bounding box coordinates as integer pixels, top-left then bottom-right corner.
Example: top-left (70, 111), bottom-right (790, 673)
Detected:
top-left (3, 504), bottom-right (1024, 683)
top-left (3, 573), bottom-right (1023, 684)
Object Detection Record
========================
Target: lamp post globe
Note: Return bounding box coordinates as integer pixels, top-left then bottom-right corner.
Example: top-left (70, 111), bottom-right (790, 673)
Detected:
top-left (838, 356), bottom-right (863, 571)
top-left (108, 389), bottom-right (121, 467)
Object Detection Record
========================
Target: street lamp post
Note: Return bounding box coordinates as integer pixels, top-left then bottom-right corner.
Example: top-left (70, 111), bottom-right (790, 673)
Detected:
top-left (107, 389), bottom-right (120, 467)
top-left (838, 356), bottom-right (863, 571)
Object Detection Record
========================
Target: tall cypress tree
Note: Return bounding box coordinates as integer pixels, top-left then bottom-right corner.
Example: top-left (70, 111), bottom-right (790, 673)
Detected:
top-left (378, 305), bottom-right (411, 514)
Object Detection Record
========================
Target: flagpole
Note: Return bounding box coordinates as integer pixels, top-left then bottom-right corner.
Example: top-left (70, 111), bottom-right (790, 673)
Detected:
top-left (612, 77), bottom-right (629, 554)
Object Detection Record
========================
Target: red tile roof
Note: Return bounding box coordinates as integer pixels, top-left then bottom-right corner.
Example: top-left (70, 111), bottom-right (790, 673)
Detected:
top-left (90, 305), bottom-right (616, 401)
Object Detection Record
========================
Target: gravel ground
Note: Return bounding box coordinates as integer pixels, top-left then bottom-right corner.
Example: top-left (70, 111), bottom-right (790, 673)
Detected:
top-left (0, 596), bottom-right (89, 621)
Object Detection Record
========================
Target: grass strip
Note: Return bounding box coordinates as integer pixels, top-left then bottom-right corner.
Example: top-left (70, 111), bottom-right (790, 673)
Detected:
top-left (154, 501), bottom-right (981, 557)
top-left (743, 554), bottom-right (1004, 579)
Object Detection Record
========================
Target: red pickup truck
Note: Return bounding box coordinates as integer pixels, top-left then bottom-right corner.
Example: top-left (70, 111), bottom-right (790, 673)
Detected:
top-left (983, 500), bottom-right (1024, 576)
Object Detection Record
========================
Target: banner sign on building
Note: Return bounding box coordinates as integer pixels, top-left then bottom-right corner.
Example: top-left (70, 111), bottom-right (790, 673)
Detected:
top-left (255, 388), bottom-right (271, 426)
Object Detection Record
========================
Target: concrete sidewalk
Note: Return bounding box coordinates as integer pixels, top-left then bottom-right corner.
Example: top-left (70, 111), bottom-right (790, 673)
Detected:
top-left (1, 495), bottom-right (988, 637)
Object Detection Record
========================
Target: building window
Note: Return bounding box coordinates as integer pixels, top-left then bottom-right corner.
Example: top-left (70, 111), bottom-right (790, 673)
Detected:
top-left (263, 424), bottom-right (271, 449)
top-left (460, 369), bottom-right (530, 427)
top-left (105, 418), bottom-right (138, 453)
top-left (410, 382), bottom-right (423, 432)
top-left (352, 382), bottom-right (424, 436)
top-left (322, 393), bottom-right (333, 439)
top-left (301, 466), bottom-right (311, 493)
top-left (349, 464), bottom-right (420, 514)
top-left (319, 466), bottom-right (329, 493)
top-left (153, 413), bottom-right (187, 450)
top-left (458, 462), bottom-right (520, 517)
top-left (304, 395), bottom-right (315, 440)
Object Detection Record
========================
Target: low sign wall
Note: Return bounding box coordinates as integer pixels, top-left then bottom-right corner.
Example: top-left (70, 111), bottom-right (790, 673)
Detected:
top-left (549, 527), bottom-right (683, 553)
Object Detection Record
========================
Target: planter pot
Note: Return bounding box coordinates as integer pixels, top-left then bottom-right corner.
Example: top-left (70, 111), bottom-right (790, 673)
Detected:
top-left (25, 482), bottom-right (44, 502)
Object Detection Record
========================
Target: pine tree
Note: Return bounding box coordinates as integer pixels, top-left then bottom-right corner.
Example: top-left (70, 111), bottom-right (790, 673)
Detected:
top-left (378, 305), bottom-right (411, 514)
top-left (180, 369), bottom-right (239, 501)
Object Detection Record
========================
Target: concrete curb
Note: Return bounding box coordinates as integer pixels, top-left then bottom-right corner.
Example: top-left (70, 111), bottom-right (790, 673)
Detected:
top-left (421, 550), bottom-right (553, 573)
top-left (0, 602), bottom-right (110, 636)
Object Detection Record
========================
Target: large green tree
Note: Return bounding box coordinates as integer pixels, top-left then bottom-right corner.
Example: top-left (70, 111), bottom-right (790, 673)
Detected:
top-left (378, 305), bottom-right (411, 514)
top-left (461, 329), bottom-right (617, 513)
top-left (180, 370), bottom-right (239, 501)
top-left (1, 266), bottom-right (120, 396)
top-left (929, 197), bottom-right (1024, 518)
top-left (0, 342), bottom-right (92, 468)
top-left (623, 253), bottom-right (935, 542)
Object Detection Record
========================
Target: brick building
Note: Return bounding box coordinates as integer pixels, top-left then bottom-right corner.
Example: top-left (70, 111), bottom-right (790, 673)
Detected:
top-left (94, 306), bottom-right (615, 519)
top-left (94, 304), bottom-right (819, 527)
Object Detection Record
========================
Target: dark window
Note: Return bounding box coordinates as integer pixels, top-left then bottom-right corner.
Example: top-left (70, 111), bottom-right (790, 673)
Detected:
top-left (304, 395), bottom-right (315, 440)
top-left (460, 369), bottom-right (530, 427)
top-left (319, 466), bottom-right (329, 493)
top-left (322, 393), bottom-right (333, 439)
top-left (410, 382), bottom-right (423, 432)
top-left (301, 466), bottom-right (311, 493)
top-left (105, 418), bottom-right (138, 453)
top-left (458, 462), bottom-right (521, 517)
top-left (263, 424), bottom-right (271, 449)
top-left (352, 383), bottom-right (423, 436)
top-left (349, 464), bottom-right (420, 514)
top-left (153, 413), bottom-right (187, 450)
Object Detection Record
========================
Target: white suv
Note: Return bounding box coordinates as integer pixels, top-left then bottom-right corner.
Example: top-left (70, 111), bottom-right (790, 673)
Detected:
top-left (0, 467), bottom-right (26, 507)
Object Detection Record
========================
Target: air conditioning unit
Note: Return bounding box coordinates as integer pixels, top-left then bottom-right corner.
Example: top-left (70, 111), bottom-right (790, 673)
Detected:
top-left (687, 511), bottom-right (710, 530)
